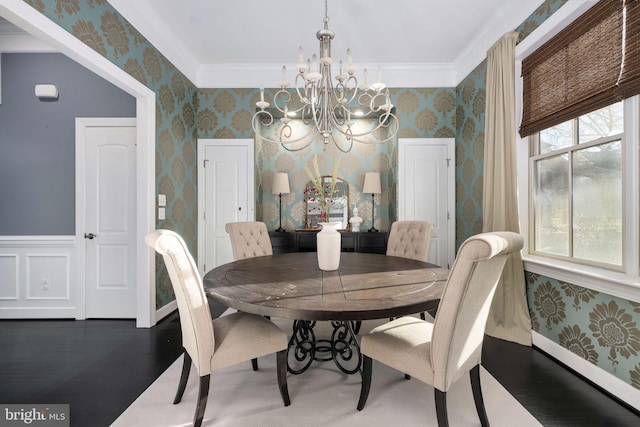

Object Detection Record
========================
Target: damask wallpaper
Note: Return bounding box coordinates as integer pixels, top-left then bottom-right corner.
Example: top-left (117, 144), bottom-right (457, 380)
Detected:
top-left (22, 1), bottom-right (640, 393)
top-left (23, 0), bottom-right (199, 308)
top-left (528, 272), bottom-right (640, 390)
top-left (198, 88), bottom-right (456, 232)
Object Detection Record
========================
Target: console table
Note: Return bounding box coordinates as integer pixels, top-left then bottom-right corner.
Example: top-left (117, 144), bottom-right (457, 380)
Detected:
top-left (269, 231), bottom-right (387, 254)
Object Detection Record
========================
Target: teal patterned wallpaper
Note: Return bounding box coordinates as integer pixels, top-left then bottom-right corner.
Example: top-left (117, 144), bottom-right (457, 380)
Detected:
top-left (198, 87), bottom-right (456, 232)
top-left (527, 272), bottom-right (640, 390)
top-left (23, 0), bottom-right (199, 308)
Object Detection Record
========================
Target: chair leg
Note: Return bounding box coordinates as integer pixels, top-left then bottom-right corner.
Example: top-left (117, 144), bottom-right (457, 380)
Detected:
top-left (173, 351), bottom-right (192, 404)
top-left (251, 358), bottom-right (258, 371)
top-left (276, 349), bottom-right (291, 406)
top-left (434, 389), bottom-right (449, 427)
top-left (471, 365), bottom-right (490, 427)
top-left (193, 375), bottom-right (210, 427)
top-left (356, 355), bottom-right (373, 411)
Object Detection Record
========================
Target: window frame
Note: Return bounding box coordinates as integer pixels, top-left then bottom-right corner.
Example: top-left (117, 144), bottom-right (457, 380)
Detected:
top-left (515, 0), bottom-right (640, 302)
top-left (528, 115), bottom-right (625, 272)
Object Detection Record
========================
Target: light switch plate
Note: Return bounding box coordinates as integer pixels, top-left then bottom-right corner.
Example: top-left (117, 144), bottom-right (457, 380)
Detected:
top-left (158, 207), bottom-right (166, 220)
top-left (158, 194), bottom-right (167, 206)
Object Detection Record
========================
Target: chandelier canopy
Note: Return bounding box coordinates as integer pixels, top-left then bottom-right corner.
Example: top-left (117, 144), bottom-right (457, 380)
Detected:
top-left (252, 0), bottom-right (399, 153)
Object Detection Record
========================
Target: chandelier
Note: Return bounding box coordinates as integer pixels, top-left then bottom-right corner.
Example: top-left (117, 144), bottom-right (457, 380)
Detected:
top-left (252, 0), bottom-right (399, 153)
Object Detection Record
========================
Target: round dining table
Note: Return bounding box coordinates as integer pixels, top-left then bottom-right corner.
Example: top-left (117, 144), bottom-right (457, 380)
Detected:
top-left (203, 252), bottom-right (449, 374)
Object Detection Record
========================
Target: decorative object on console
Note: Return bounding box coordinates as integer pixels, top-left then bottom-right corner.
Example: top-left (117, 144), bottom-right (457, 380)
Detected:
top-left (304, 154), bottom-right (342, 225)
top-left (316, 222), bottom-right (341, 271)
top-left (251, 0), bottom-right (399, 153)
top-left (272, 172), bottom-right (290, 232)
top-left (349, 207), bottom-right (363, 232)
top-left (363, 172), bottom-right (381, 233)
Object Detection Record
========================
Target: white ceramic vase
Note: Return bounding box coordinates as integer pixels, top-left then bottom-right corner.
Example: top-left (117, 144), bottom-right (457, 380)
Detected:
top-left (316, 222), bottom-right (341, 271)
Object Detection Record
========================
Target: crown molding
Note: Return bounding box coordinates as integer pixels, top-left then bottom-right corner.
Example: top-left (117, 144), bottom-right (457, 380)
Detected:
top-left (0, 17), bottom-right (55, 52)
top-left (195, 62), bottom-right (458, 89)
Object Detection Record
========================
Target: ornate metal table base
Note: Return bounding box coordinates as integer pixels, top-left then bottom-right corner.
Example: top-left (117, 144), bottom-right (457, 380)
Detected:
top-left (287, 320), bottom-right (361, 375)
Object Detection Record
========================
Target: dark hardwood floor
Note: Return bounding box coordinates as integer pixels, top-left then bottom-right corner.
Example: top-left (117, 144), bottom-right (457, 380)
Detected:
top-left (1, 302), bottom-right (638, 426)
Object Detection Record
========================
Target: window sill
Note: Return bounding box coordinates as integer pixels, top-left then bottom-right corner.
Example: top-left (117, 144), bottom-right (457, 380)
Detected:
top-left (523, 255), bottom-right (640, 303)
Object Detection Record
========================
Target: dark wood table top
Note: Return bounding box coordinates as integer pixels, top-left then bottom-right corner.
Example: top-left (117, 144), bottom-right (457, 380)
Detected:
top-left (203, 252), bottom-right (449, 321)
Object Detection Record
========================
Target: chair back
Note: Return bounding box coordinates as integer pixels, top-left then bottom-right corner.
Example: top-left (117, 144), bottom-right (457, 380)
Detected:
top-left (225, 221), bottom-right (273, 260)
top-left (430, 231), bottom-right (523, 391)
top-left (386, 221), bottom-right (436, 262)
top-left (145, 229), bottom-right (214, 377)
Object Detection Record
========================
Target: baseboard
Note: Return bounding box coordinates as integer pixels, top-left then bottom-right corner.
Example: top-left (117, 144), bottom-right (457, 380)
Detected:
top-left (0, 307), bottom-right (77, 318)
top-left (533, 331), bottom-right (640, 412)
top-left (155, 300), bottom-right (177, 322)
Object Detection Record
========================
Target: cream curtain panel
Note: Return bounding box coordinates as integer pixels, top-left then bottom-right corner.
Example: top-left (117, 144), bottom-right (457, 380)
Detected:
top-left (482, 32), bottom-right (532, 346)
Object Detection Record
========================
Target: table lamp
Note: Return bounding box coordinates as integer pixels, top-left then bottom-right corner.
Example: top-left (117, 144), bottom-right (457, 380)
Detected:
top-left (363, 172), bottom-right (381, 232)
top-left (272, 172), bottom-right (290, 232)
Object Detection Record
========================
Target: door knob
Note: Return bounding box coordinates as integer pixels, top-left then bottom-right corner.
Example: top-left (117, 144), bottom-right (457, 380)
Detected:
top-left (84, 233), bottom-right (96, 239)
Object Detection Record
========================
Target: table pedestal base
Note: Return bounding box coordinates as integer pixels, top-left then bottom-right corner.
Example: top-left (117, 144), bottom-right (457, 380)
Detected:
top-left (287, 320), bottom-right (362, 375)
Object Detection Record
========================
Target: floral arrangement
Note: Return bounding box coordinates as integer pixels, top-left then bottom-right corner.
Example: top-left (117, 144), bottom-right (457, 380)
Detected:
top-left (304, 153), bottom-right (342, 223)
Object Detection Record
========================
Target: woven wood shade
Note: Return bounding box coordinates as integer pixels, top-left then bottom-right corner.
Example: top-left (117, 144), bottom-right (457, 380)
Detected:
top-left (520, 0), bottom-right (640, 137)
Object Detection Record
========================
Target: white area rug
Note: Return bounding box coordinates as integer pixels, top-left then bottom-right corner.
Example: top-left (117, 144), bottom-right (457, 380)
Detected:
top-left (113, 315), bottom-right (542, 427)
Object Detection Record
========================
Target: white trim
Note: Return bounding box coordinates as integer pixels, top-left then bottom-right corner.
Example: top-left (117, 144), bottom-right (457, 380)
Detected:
top-left (155, 300), bottom-right (177, 322)
top-left (0, 0), bottom-right (156, 327)
top-left (0, 236), bottom-right (75, 246)
top-left (533, 331), bottom-right (640, 411)
top-left (0, 307), bottom-right (77, 318)
top-left (515, 0), bottom-right (599, 60)
top-left (524, 257), bottom-right (640, 303)
top-left (195, 63), bottom-right (458, 89)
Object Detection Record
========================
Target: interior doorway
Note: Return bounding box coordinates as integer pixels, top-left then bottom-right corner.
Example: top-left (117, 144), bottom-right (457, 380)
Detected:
top-left (398, 138), bottom-right (455, 268)
top-left (197, 139), bottom-right (255, 274)
top-left (77, 118), bottom-right (137, 319)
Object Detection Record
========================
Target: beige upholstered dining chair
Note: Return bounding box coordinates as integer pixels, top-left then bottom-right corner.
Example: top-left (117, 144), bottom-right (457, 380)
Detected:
top-left (225, 221), bottom-right (273, 261)
top-left (146, 229), bottom-right (290, 427)
top-left (386, 220), bottom-right (436, 262)
top-left (386, 220), bottom-right (436, 319)
top-left (357, 231), bottom-right (524, 427)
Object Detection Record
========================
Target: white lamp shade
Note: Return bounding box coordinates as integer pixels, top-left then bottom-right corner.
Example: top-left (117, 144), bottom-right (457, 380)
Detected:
top-left (363, 172), bottom-right (381, 194)
top-left (272, 172), bottom-right (290, 195)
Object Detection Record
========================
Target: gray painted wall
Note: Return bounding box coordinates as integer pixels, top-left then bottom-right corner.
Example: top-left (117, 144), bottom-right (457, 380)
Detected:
top-left (0, 53), bottom-right (135, 235)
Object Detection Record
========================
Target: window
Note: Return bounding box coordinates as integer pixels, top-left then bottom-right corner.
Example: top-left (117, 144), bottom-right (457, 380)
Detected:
top-left (530, 102), bottom-right (624, 270)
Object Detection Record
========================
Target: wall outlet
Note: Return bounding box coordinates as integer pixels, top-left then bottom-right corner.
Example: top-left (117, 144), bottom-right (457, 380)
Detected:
top-left (42, 279), bottom-right (50, 291)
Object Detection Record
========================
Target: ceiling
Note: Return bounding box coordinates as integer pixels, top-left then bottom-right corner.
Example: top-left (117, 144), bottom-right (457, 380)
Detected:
top-left (107, 0), bottom-right (545, 88)
top-left (1, 0), bottom-right (546, 88)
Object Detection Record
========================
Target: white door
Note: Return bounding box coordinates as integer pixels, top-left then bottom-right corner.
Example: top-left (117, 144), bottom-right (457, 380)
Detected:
top-left (198, 139), bottom-right (254, 273)
top-left (78, 118), bottom-right (137, 318)
top-left (398, 138), bottom-right (455, 268)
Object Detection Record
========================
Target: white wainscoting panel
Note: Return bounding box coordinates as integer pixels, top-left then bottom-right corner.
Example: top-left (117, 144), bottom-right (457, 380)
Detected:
top-left (0, 236), bottom-right (76, 318)
top-left (0, 255), bottom-right (18, 300)
top-left (26, 254), bottom-right (70, 300)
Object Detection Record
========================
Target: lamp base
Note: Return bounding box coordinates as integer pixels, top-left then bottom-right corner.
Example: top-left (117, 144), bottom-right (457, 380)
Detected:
top-left (368, 227), bottom-right (378, 233)
top-left (275, 226), bottom-right (285, 232)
